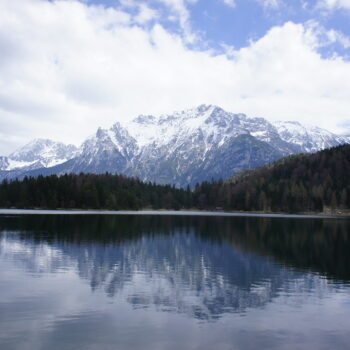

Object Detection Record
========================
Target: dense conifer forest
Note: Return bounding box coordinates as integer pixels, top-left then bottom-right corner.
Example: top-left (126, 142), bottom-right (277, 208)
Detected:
top-left (0, 144), bottom-right (349, 213)
top-left (193, 144), bottom-right (350, 213)
top-left (0, 173), bottom-right (192, 210)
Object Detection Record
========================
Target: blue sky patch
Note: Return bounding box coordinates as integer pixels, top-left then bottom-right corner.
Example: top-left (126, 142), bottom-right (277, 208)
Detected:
top-left (84, 0), bottom-right (350, 57)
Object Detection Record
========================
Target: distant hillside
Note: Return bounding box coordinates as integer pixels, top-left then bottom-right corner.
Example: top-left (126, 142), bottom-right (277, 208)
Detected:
top-left (193, 144), bottom-right (350, 213)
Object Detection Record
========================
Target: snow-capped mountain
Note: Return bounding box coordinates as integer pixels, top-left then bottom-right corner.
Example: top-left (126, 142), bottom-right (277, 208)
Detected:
top-left (0, 139), bottom-right (78, 179)
top-left (0, 156), bottom-right (9, 170)
top-left (1, 105), bottom-right (349, 186)
top-left (122, 105), bottom-right (291, 185)
top-left (273, 121), bottom-right (349, 153)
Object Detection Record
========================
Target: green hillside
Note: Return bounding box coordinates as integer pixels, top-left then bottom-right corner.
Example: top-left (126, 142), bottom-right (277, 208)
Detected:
top-left (193, 144), bottom-right (350, 213)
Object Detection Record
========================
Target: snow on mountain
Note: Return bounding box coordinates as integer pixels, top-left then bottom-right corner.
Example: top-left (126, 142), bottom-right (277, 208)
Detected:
top-left (120, 105), bottom-right (288, 185)
top-left (1, 105), bottom-right (349, 186)
top-left (125, 105), bottom-right (246, 148)
top-left (273, 121), bottom-right (348, 153)
top-left (0, 139), bottom-right (78, 172)
top-left (18, 105), bottom-right (287, 186)
top-left (123, 105), bottom-right (247, 156)
top-left (123, 105), bottom-right (306, 157)
top-left (0, 156), bottom-right (9, 170)
top-left (65, 125), bottom-right (137, 174)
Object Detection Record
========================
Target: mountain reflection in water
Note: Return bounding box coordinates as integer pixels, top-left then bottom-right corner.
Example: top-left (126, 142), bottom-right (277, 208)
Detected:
top-left (0, 215), bottom-right (350, 350)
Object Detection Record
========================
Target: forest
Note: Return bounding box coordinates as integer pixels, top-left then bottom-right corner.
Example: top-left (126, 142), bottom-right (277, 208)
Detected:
top-left (194, 144), bottom-right (350, 213)
top-left (0, 173), bottom-right (192, 210)
top-left (0, 144), bottom-right (349, 213)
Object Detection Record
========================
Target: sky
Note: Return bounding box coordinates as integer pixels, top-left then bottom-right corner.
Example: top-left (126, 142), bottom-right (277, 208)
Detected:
top-left (0, 0), bottom-right (350, 154)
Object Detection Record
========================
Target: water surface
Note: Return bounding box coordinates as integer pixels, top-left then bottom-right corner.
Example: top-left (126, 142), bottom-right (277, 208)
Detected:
top-left (0, 214), bottom-right (349, 350)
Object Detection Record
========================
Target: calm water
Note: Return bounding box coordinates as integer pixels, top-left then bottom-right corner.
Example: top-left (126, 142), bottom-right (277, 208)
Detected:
top-left (0, 214), bottom-right (350, 350)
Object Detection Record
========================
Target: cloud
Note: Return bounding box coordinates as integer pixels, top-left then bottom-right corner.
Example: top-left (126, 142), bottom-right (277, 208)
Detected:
top-left (221, 0), bottom-right (236, 8)
top-left (305, 20), bottom-right (350, 49)
top-left (319, 0), bottom-right (350, 10)
top-left (326, 30), bottom-right (350, 48)
top-left (0, 0), bottom-right (349, 154)
top-left (119, 0), bottom-right (159, 24)
top-left (135, 4), bottom-right (159, 24)
top-left (154, 0), bottom-right (199, 42)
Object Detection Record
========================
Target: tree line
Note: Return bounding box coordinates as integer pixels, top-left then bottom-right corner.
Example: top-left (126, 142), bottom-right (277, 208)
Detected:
top-left (193, 144), bottom-right (350, 213)
top-left (0, 173), bottom-right (192, 210)
top-left (0, 144), bottom-right (349, 213)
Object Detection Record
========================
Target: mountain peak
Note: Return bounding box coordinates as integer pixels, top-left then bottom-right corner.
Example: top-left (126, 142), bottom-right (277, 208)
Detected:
top-left (96, 127), bottom-right (107, 138)
top-left (130, 105), bottom-right (231, 128)
top-left (133, 115), bottom-right (157, 124)
top-left (196, 104), bottom-right (218, 113)
top-left (5, 138), bottom-right (78, 171)
top-left (1, 105), bottom-right (349, 186)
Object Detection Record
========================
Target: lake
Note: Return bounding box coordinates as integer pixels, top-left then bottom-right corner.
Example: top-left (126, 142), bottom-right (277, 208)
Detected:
top-left (0, 213), bottom-right (349, 350)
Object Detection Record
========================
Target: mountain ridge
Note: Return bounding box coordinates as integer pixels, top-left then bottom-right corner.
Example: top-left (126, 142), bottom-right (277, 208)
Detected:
top-left (1, 105), bottom-right (349, 186)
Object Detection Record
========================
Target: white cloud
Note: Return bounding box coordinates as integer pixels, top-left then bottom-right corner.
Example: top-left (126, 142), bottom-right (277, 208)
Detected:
top-left (305, 20), bottom-right (350, 49)
top-left (0, 0), bottom-right (349, 154)
top-left (154, 0), bottom-right (199, 42)
top-left (326, 30), bottom-right (350, 48)
top-left (221, 0), bottom-right (236, 8)
top-left (135, 4), bottom-right (159, 24)
top-left (319, 0), bottom-right (350, 10)
top-left (119, 0), bottom-right (159, 24)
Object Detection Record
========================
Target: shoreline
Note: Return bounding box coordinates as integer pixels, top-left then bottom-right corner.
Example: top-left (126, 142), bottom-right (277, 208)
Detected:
top-left (0, 208), bottom-right (347, 219)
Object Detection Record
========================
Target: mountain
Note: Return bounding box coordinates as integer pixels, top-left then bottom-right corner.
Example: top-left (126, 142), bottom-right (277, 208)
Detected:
top-left (8, 138), bottom-right (78, 168)
top-left (0, 139), bottom-right (78, 180)
top-left (1, 105), bottom-right (349, 187)
top-left (273, 121), bottom-right (349, 153)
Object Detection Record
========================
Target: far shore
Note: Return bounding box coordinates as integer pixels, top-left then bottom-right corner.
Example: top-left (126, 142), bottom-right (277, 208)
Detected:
top-left (0, 208), bottom-right (348, 219)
